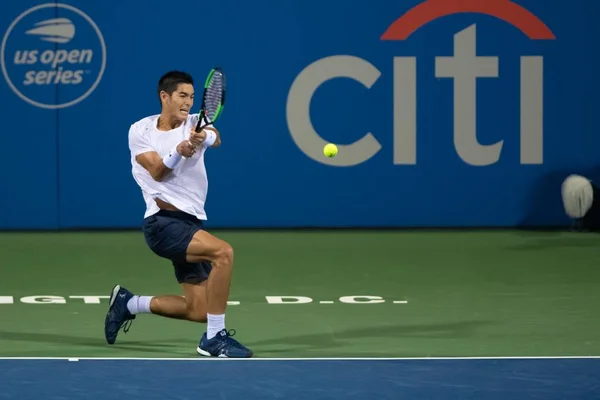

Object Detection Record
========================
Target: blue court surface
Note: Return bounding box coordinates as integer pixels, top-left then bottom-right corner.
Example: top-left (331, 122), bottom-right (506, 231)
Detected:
top-left (1, 357), bottom-right (598, 399)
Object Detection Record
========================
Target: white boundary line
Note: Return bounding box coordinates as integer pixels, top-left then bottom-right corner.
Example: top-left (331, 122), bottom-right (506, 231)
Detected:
top-left (0, 356), bottom-right (598, 361)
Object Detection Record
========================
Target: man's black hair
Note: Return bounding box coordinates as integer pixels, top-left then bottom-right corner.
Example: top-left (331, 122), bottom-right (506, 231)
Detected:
top-left (157, 71), bottom-right (194, 104)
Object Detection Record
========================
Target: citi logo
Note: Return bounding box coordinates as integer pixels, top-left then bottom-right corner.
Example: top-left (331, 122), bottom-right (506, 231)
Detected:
top-left (286, 0), bottom-right (556, 167)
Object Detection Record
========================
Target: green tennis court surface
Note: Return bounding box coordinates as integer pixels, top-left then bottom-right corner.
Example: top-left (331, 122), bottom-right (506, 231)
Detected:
top-left (1, 230), bottom-right (599, 358)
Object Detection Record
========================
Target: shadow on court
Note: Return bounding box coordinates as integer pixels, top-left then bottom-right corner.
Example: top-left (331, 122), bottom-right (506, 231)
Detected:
top-left (0, 330), bottom-right (185, 353)
top-left (244, 320), bottom-right (495, 353)
top-left (505, 236), bottom-right (600, 251)
top-left (0, 320), bottom-right (495, 357)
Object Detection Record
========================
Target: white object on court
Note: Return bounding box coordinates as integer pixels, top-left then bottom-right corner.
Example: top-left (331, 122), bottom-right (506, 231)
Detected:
top-left (561, 174), bottom-right (594, 219)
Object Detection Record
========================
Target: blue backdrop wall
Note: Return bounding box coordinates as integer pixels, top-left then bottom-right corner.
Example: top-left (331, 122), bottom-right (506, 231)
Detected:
top-left (0, 0), bottom-right (598, 229)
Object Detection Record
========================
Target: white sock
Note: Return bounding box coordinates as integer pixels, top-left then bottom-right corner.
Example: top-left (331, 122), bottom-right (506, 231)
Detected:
top-left (206, 313), bottom-right (225, 339)
top-left (126, 296), bottom-right (153, 315)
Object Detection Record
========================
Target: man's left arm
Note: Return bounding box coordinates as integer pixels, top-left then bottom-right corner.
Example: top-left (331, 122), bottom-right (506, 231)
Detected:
top-left (205, 126), bottom-right (221, 148)
top-left (191, 114), bottom-right (221, 148)
top-left (189, 125), bottom-right (221, 148)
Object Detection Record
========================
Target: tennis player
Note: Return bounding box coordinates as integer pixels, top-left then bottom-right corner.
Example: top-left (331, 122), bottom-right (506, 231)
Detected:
top-left (104, 70), bottom-right (253, 358)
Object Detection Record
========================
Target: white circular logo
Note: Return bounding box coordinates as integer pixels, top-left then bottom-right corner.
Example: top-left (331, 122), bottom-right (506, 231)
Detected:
top-left (1, 3), bottom-right (106, 109)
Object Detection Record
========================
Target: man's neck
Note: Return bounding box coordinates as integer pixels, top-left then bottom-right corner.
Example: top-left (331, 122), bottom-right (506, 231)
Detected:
top-left (156, 113), bottom-right (183, 131)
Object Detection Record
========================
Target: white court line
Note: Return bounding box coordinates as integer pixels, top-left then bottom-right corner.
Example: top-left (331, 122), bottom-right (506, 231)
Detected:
top-left (0, 356), bottom-right (598, 361)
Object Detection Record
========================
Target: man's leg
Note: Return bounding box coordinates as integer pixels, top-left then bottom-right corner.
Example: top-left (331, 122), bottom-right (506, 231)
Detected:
top-left (104, 281), bottom-right (209, 345)
top-left (130, 214), bottom-right (232, 323)
top-left (105, 212), bottom-right (251, 356)
top-left (185, 230), bottom-right (233, 318)
top-left (128, 282), bottom-right (208, 323)
top-left (183, 230), bottom-right (252, 358)
top-left (105, 213), bottom-right (210, 340)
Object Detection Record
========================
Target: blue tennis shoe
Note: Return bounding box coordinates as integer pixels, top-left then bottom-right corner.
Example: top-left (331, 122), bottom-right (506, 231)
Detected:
top-left (197, 329), bottom-right (253, 358)
top-left (104, 284), bottom-right (136, 345)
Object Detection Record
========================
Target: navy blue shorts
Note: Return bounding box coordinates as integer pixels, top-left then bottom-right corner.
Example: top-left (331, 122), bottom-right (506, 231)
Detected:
top-left (142, 209), bottom-right (212, 284)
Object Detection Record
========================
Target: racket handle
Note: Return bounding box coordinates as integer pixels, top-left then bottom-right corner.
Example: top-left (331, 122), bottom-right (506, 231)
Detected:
top-left (195, 114), bottom-right (213, 132)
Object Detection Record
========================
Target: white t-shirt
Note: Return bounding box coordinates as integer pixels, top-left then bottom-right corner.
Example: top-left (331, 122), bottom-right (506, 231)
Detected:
top-left (128, 113), bottom-right (209, 220)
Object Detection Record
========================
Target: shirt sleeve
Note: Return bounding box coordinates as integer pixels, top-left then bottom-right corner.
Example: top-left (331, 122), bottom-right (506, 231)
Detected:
top-left (128, 123), bottom-right (155, 157)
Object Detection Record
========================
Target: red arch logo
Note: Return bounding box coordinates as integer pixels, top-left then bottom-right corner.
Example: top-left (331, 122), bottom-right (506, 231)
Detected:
top-left (381, 0), bottom-right (555, 41)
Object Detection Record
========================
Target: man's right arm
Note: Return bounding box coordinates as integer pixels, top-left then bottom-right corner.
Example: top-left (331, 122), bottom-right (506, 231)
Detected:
top-left (129, 124), bottom-right (194, 182)
top-left (136, 151), bottom-right (174, 182)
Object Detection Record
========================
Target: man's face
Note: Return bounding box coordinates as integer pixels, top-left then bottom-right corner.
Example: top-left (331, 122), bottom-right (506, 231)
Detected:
top-left (162, 83), bottom-right (194, 122)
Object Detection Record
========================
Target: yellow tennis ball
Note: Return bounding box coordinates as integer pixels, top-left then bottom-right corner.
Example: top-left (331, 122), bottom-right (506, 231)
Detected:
top-left (323, 143), bottom-right (338, 158)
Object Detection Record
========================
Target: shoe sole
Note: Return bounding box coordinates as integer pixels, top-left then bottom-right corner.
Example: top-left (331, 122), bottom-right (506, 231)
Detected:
top-left (196, 346), bottom-right (252, 358)
top-left (104, 285), bottom-right (121, 345)
top-left (196, 347), bottom-right (222, 357)
top-left (109, 284), bottom-right (121, 308)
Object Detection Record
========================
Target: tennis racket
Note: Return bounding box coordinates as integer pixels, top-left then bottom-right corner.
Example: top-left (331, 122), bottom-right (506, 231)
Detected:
top-left (195, 67), bottom-right (226, 132)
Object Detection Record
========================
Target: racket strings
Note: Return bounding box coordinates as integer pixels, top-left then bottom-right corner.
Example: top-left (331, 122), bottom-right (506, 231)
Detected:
top-left (204, 76), bottom-right (223, 119)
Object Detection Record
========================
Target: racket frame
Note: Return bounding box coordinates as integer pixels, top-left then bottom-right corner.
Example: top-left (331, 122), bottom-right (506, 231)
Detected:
top-left (195, 67), bottom-right (226, 132)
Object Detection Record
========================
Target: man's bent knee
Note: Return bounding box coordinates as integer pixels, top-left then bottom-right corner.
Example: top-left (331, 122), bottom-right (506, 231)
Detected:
top-left (186, 230), bottom-right (234, 265)
top-left (213, 243), bottom-right (233, 267)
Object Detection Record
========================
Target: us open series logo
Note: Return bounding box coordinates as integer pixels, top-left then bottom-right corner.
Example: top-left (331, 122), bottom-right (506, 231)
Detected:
top-left (1, 3), bottom-right (106, 109)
